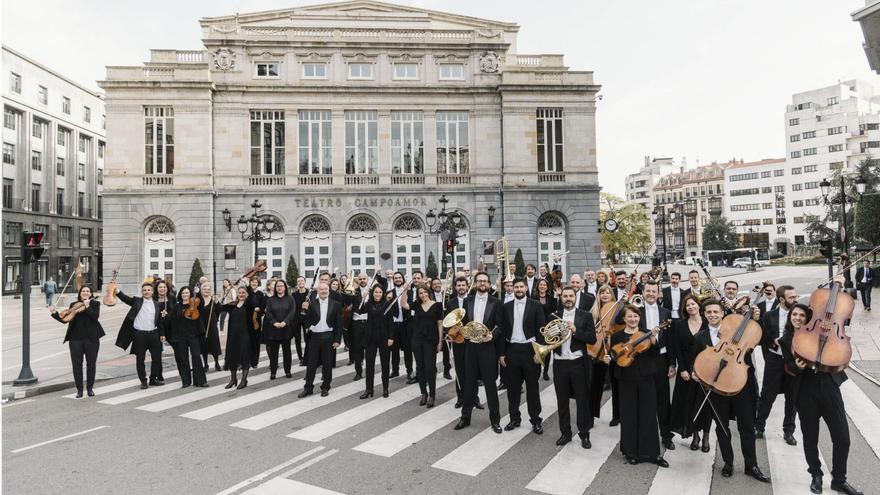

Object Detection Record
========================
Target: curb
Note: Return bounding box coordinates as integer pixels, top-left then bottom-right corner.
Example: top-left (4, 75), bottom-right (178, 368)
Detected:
top-left (2, 381), bottom-right (77, 401)
top-left (849, 363), bottom-right (880, 388)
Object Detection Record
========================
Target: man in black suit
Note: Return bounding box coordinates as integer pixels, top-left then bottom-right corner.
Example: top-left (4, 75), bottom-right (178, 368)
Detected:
top-left (612, 271), bottom-right (629, 301)
top-left (661, 272), bottom-right (685, 319)
top-left (499, 278), bottom-right (546, 434)
top-left (386, 272), bottom-right (414, 381)
top-left (298, 282), bottom-right (343, 397)
top-left (454, 271), bottom-right (503, 433)
top-left (344, 272), bottom-right (373, 381)
top-left (114, 282), bottom-right (165, 389)
top-left (524, 264), bottom-right (540, 299)
top-left (856, 260), bottom-right (874, 311)
top-left (639, 281), bottom-right (675, 449)
top-left (552, 286), bottom-right (597, 448)
top-left (447, 276), bottom-right (481, 409)
top-left (682, 269), bottom-right (702, 298)
top-left (755, 285), bottom-right (798, 445)
top-left (567, 274), bottom-right (596, 312)
top-left (757, 282), bottom-right (779, 318)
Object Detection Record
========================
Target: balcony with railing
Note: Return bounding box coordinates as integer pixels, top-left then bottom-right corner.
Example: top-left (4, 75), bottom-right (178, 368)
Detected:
top-left (538, 172), bottom-right (566, 183)
top-left (299, 175), bottom-right (333, 186)
top-left (345, 175), bottom-right (379, 186)
top-left (436, 174), bottom-right (471, 185)
top-left (249, 175), bottom-right (286, 187)
top-left (143, 175), bottom-right (174, 186)
top-left (391, 174), bottom-right (425, 185)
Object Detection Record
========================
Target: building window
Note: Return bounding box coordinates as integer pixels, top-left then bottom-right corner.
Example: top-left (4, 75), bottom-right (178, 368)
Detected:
top-left (537, 212), bottom-right (567, 276)
top-left (9, 72), bottom-right (21, 94)
top-left (730, 204), bottom-right (760, 212)
top-left (862, 123), bottom-right (880, 131)
top-left (347, 63), bottom-right (373, 80)
top-left (57, 128), bottom-right (67, 146)
top-left (2, 143), bottom-right (14, 165)
top-left (790, 151), bottom-right (801, 158)
top-left (393, 63), bottom-right (418, 80)
top-left (793, 217), bottom-right (804, 224)
top-left (3, 107), bottom-right (16, 130)
top-left (537, 108), bottom-right (564, 173)
top-left (435, 111), bottom-right (469, 175)
top-left (347, 215), bottom-right (378, 276)
top-left (792, 200), bottom-right (804, 207)
top-left (298, 110), bottom-right (331, 175)
top-left (730, 188), bottom-right (760, 197)
top-left (729, 172), bottom-right (759, 182)
top-left (802, 131), bottom-right (816, 139)
top-left (97, 168), bottom-right (103, 185)
top-left (803, 164), bottom-right (817, 173)
top-left (763, 218), bottom-right (774, 225)
top-left (861, 141), bottom-right (880, 152)
top-left (78, 228), bottom-right (91, 248)
top-left (31, 151), bottom-right (41, 171)
top-left (2, 179), bottom-right (12, 209)
top-left (791, 167), bottom-right (802, 175)
top-left (98, 141), bottom-right (105, 159)
top-left (56, 188), bottom-right (64, 214)
top-left (144, 217), bottom-right (175, 282)
top-left (828, 126), bottom-right (843, 135)
top-left (792, 184), bottom-right (802, 191)
top-left (789, 118), bottom-right (799, 126)
top-left (97, 196), bottom-right (102, 219)
top-left (804, 181), bottom-right (819, 189)
top-left (31, 183), bottom-right (41, 211)
top-left (300, 215), bottom-right (332, 280)
top-left (390, 111), bottom-right (423, 175)
top-left (302, 63), bottom-right (327, 79)
top-left (254, 62), bottom-right (280, 78)
top-left (803, 147), bottom-right (817, 156)
top-left (83, 106), bottom-right (91, 123)
top-left (439, 63), bottom-right (464, 80)
top-left (78, 135), bottom-right (88, 152)
top-left (393, 214), bottom-right (424, 276)
top-left (32, 119), bottom-right (43, 139)
top-left (829, 161), bottom-right (844, 170)
top-left (775, 185), bottom-right (785, 192)
top-left (828, 144), bottom-right (843, 152)
top-left (343, 110), bottom-right (378, 175)
top-left (62, 96), bottom-right (71, 115)
top-left (144, 106), bottom-right (174, 174)
top-left (761, 186), bottom-right (772, 193)
top-left (250, 110), bottom-right (285, 176)
top-left (761, 171), bottom-right (771, 178)
top-left (78, 163), bottom-right (85, 180)
top-left (38, 86), bottom-right (48, 105)
top-left (790, 134), bottom-right (800, 142)
top-left (59, 226), bottom-right (71, 247)
top-left (827, 96), bottom-right (838, 105)
top-left (774, 169), bottom-right (784, 177)
top-left (77, 192), bottom-right (85, 217)
top-left (5, 221), bottom-right (22, 245)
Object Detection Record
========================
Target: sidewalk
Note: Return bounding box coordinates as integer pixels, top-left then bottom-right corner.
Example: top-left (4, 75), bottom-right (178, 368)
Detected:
top-left (848, 301), bottom-right (880, 385)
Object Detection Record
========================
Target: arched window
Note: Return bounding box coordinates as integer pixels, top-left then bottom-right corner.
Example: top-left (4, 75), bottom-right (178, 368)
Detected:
top-left (144, 217), bottom-right (175, 284)
top-left (537, 212), bottom-right (567, 276)
top-left (300, 215), bottom-right (332, 280)
top-left (393, 214), bottom-right (424, 275)
top-left (347, 215), bottom-right (378, 276)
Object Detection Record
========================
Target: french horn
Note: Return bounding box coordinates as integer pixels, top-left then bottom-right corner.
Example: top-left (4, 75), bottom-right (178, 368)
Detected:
top-left (460, 321), bottom-right (491, 343)
top-left (532, 317), bottom-right (573, 365)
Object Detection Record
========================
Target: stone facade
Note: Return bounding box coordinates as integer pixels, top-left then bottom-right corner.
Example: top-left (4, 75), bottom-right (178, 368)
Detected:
top-left (99, 1), bottom-right (601, 292)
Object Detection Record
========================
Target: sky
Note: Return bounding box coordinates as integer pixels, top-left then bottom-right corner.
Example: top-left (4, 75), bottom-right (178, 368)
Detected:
top-left (3, 0), bottom-right (879, 197)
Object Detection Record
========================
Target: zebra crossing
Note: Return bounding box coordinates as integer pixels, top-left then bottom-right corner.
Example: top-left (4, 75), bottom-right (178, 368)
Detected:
top-left (66, 349), bottom-right (880, 495)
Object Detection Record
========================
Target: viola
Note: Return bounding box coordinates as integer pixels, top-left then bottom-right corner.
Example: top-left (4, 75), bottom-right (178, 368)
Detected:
top-left (791, 280), bottom-right (853, 372)
top-left (609, 320), bottom-right (672, 367)
top-left (184, 296), bottom-right (201, 320)
top-left (58, 301), bottom-right (87, 322)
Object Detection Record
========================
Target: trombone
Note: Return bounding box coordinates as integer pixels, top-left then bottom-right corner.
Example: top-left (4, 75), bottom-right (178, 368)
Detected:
top-left (495, 237), bottom-right (512, 283)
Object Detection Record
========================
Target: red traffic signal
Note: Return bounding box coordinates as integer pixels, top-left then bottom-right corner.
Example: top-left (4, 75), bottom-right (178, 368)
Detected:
top-left (21, 231), bottom-right (46, 264)
top-left (445, 239), bottom-right (455, 255)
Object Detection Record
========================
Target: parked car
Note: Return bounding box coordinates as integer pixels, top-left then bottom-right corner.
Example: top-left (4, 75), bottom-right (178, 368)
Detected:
top-left (675, 256), bottom-right (703, 266)
top-left (733, 257), bottom-right (765, 268)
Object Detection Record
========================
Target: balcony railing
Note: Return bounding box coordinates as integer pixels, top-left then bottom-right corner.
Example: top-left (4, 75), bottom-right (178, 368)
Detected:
top-left (538, 172), bottom-right (566, 183)
top-left (143, 175), bottom-right (173, 186)
top-left (299, 175), bottom-right (332, 186)
top-left (437, 174), bottom-right (471, 185)
top-left (249, 176), bottom-right (286, 186)
top-left (345, 175), bottom-right (379, 186)
top-left (391, 174), bottom-right (425, 185)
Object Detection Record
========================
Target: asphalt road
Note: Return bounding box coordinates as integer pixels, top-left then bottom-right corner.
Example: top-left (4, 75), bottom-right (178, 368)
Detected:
top-left (3, 265), bottom-right (879, 495)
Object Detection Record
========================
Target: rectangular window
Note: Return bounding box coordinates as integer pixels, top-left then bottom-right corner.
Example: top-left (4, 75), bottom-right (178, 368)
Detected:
top-left (792, 200), bottom-right (804, 207)
top-left (861, 141), bottom-right (880, 152)
top-left (761, 171), bottom-right (771, 178)
top-left (302, 63), bottom-right (327, 79)
top-left (828, 144), bottom-right (843, 152)
top-left (790, 151), bottom-right (801, 158)
top-left (774, 169), bottom-right (784, 177)
top-left (62, 96), bottom-right (70, 115)
top-left (56, 188), bottom-right (63, 214)
top-left (3, 107), bottom-right (15, 130)
top-left (763, 218), bottom-right (774, 225)
top-left (3, 179), bottom-right (13, 208)
top-left (792, 183), bottom-right (803, 191)
top-left (789, 118), bottom-right (800, 126)
top-left (802, 131), bottom-right (816, 139)
top-left (37, 86), bottom-right (47, 105)
top-left (827, 126), bottom-right (843, 135)
top-left (803, 148), bottom-right (817, 156)
top-left (348, 63), bottom-right (373, 80)
top-left (97, 168), bottom-right (103, 185)
top-left (254, 62), bottom-right (280, 78)
top-left (794, 217), bottom-right (804, 224)
top-left (436, 111), bottom-right (469, 175)
top-left (31, 151), bottom-right (41, 171)
top-left (2, 143), bottom-right (14, 165)
top-left (98, 141), bottom-right (105, 159)
top-left (862, 123), bottom-right (880, 131)
top-left (803, 164), bottom-right (817, 173)
top-left (78, 134), bottom-right (87, 152)
top-left (761, 186), bottom-right (772, 193)
top-left (83, 106), bottom-right (91, 123)
top-left (144, 106), bottom-right (174, 174)
top-left (56, 157), bottom-right (64, 176)
top-left (78, 163), bottom-right (85, 180)
top-left (298, 110), bottom-right (332, 175)
top-left (804, 181), bottom-right (819, 189)
top-left (97, 195), bottom-right (102, 219)
top-left (31, 183), bottom-right (40, 211)
top-left (730, 188), bottom-right (760, 197)
top-left (390, 111), bottom-right (423, 175)
top-left (59, 226), bottom-right (71, 247)
top-left (439, 63), bottom-right (464, 80)
top-left (393, 63), bottom-right (418, 80)
top-left (5, 221), bottom-right (22, 245)
top-left (536, 108), bottom-right (564, 173)
top-left (827, 96), bottom-right (838, 105)
top-left (344, 110), bottom-right (379, 175)
top-left (805, 198), bottom-right (821, 206)
top-left (790, 134), bottom-right (800, 142)
top-left (32, 119), bottom-right (43, 139)
top-left (730, 204), bottom-right (760, 212)
top-left (77, 192), bottom-right (85, 216)
top-left (79, 228), bottom-right (91, 248)
top-left (249, 110), bottom-right (285, 175)
top-left (57, 128), bottom-right (67, 146)
top-left (762, 202), bottom-right (772, 209)
top-left (791, 167), bottom-right (802, 175)
top-left (830, 161), bottom-right (844, 170)
top-left (9, 72), bottom-right (21, 94)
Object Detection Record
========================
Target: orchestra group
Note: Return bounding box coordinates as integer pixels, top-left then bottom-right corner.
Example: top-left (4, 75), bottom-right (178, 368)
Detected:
top-left (48, 246), bottom-right (875, 495)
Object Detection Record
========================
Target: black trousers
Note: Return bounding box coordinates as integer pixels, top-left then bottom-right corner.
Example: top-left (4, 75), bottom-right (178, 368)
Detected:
top-left (364, 342), bottom-right (391, 391)
top-left (69, 339), bottom-right (99, 391)
top-left (503, 343), bottom-right (542, 424)
top-left (412, 339), bottom-right (438, 397)
top-left (441, 338), bottom-right (452, 373)
top-left (797, 372), bottom-right (850, 482)
top-left (451, 341), bottom-right (470, 403)
top-left (591, 361), bottom-right (620, 420)
top-left (755, 352), bottom-right (797, 434)
top-left (391, 321), bottom-right (413, 375)
top-left (304, 332), bottom-right (335, 392)
top-left (654, 362), bottom-right (673, 441)
top-left (712, 389), bottom-right (758, 469)
top-left (554, 357), bottom-right (592, 437)
top-left (462, 341), bottom-right (501, 424)
top-left (858, 285), bottom-right (872, 309)
top-left (349, 319), bottom-right (366, 375)
top-left (172, 334), bottom-right (206, 386)
top-left (619, 376), bottom-right (660, 461)
top-left (266, 338), bottom-right (292, 375)
top-left (132, 330), bottom-right (163, 383)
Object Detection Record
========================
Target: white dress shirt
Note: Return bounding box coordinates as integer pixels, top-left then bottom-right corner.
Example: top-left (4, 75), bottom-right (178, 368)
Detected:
top-left (504, 292), bottom-right (514, 304)
top-left (311, 297), bottom-right (332, 333)
top-left (770, 307), bottom-right (788, 356)
top-left (353, 287), bottom-right (369, 321)
top-left (556, 308), bottom-right (583, 360)
top-left (510, 298), bottom-right (532, 343)
top-left (670, 287), bottom-right (681, 318)
top-left (644, 303), bottom-right (665, 354)
top-left (392, 286), bottom-right (404, 323)
top-left (709, 325), bottom-right (721, 346)
top-left (586, 282), bottom-right (597, 295)
top-left (526, 277), bottom-right (536, 295)
top-left (763, 298), bottom-right (775, 314)
top-left (457, 296), bottom-right (465, 309)
top-left (434, 291), bottom-right (444, 303)
top-left (474, 293), bottom-right (488, 324)
top-left (863, 270), bottom-right (869, 283)
top-left (133, 299), bottom-right (156, 331)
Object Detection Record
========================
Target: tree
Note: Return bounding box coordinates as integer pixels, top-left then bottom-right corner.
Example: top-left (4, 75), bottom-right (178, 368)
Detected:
top-left (804, 214), bottom-right (836, 246)
top-left (702, 216), bottom-right (738, 251)
top-left (514, 248), bottom-right (526, 277)
top-left (426, 251), bottom-right (439, 279)
top-left (855, 193), bottom-right (880, 247)
top-left (599, 192), bottom-right (651, 261)
top-left (813, 157), bottom-right (880, 250)
top-left (285, 255), bottom-right (299, 287)
top-left (188, 258), bottom-right (204, 289)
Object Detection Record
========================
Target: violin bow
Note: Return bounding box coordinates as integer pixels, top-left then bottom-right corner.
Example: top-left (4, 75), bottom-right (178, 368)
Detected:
top-left (383, 278), bottom-right (411, 316)
top-left (53, 263), bottom-right (82, 308)
top-left (693, 384), bottom-right (730, 439)
top-left (817, 245), bottom-right (880, 288)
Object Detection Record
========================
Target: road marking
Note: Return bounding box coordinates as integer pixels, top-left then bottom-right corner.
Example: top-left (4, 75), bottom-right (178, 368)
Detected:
top-left (11, 425), bottom-right (109, 454)
top-left (840, 378), bottom-right (880, 459)
top-left (137, 373), bottom-right (273, 412)
top-left (216, 446), bottom-right (325, 495)
top-left (2, 349), bottom-right (70, 371)
top-left (352, 395), bottom-right (461, 457)
top-left (434, 385), bottom-right (556, 476)
top-left (242, 477), bottom-right (344, 495)
top-left (647, 434), bottom-right (715, 495)
top-left (525, 400), bottom-right (618, 495)
top-left (278, 449), bottom-right (339, 477)
top-left (289, 377), bottom-right (454, 442)
top-left (65, 377), bottom-right (144, 399)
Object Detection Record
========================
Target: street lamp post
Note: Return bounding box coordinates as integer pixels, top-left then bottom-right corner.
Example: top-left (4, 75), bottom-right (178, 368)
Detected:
top-left (820, 173), bottom-right (867, 257)
top-left (426, 194), bottom-right (469, 278)
top-left (235, 199), bottom-right (281, 266)
top-left (651, 207), bottom-right (676, 263)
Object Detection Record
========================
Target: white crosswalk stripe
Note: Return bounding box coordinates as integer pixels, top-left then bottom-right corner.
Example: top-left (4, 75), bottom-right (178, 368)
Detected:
top-left (647, 435), bottom-right (716, 495)
top-left (351, 395), bottom-right (462, 457)
top-left (840, 379), bottom-right (880, 459)
top-left (242, 477), bottom-right (345, 495)
top-left (137, 373), bottom-right (273, 412)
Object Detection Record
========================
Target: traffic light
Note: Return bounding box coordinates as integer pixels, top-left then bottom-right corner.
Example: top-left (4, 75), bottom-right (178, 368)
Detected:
top-left (445, 238), bottom-right (456, 255)
top-left (21, 231), bottom-right (46, 264)
top-left (819, 239), bottom-right (833, 259)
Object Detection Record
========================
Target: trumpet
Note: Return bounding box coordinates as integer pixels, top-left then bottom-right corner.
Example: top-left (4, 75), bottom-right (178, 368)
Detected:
top-left (532, 317), bottom-right (573, 365)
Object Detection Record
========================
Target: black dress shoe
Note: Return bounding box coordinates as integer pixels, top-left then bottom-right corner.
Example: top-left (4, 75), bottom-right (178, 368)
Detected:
top-left (406, 377), bottom-right (418, 385)
top-left (224, 380), bottom-right (237, 389)
top-left (353, 373), bottom-right (362, 381)
top-left (270, 373), bottom-right (276, 380)
top-left (427, 396), bottom-right (435, 408)
top-left (491, 423), bottom-right (503, 434)
top-left (382, 388), bottom-right (389, 398)
top-left (556, 434), bottom-right (572, 446)
top-left (609, 418), bottom-right (620, 427)
top-left (454, 400), bottom-right (462, 409)
top-left (215, 364), bottom-right (222, 372)
top-left (360, 390), bottom-right (374, 399)
top-left (75, 390), bottom-right (83, 398)
top-left (745, 466), bottom-right (771, 483)
top-left (140, 382), bottom-right (149, 390)
top-left (505, 420), bottom-right (521, 431)
top-left (655, 457), bottom-right (669, 468)
top-left (474, 402), bottom-right (484, 410)
top-left (298, 390), bottom-right (313, 398)
top-left (690, 435), bottom-right (700, 451)
top-left (454, 419), bottom-right (470, 430)
top-left (701, 441), bottom-right (711, 453)
top-left (810, 475), bottom-right (823, 494)
top-left (830, 480), bottom-right (863, 495)
top-left (419, 394), bottom-right (428, 406)
top-left (581, 434), bottom-right (591, 449)
top-left (285, 372), bottom-right (293, 379)
top-left (236, 380), bottom-right (248, 389)
top-left (663, 438), bottom-right (675, 450)
top-left (543, 373), bottom-right (550, 381)
top-left (181, 383), bottom-right (191, 389)
top-left (532, 423), bottom-right (544, 435)
top-left (320, 389), bottom-right (329, 397)
top-left (755, 428), bottom-right (765, 439)
top-left (784, 432), bottom-right (798, 446)
top-left (87, 389), bottom-right (95, 397)
top-left (721, 464), bottom-right (733, 478)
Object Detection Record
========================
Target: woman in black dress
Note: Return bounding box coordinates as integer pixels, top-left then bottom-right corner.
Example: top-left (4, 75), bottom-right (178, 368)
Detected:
top-left (174, 287), bottom-right (208, 388)
top-left (264, 280), bottom-right (297, 380)
top-left (603, 305), bottom-right (668, 467)
top-left (153, 280), bottom-right (174, 384)
top-left (198, 281), bottom-right (223, 372)
top-left (535, 278), bottom-right (557, 381)
top-left (50, 285), bottom-right (104, 398)
top-left (219, 286), bottom-right (253, 389)
top-left (669, 294), bottom-right (712, 452)
top-left (402, 285), bottom-right (443, 407)
top-left (357, 284), bottom-right (395, 399)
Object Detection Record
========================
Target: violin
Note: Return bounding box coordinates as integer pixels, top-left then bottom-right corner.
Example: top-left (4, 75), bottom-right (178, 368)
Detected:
top-left (587, 301), bottom-right (616, 359)
top-left (243, 259), bottom-right (268, 280)
top-left (58, 301), bottom-right (87, 322)
top-left (102, 247), bottom-right (128, 306)
top-left (609, 320), bottom-right (671, 367)
top-left (791, 279), bottom-right (853, 372)
top-left (184, 296), bottom-right (201, 320)
top-left (692, 288), bottom-right (762, 396)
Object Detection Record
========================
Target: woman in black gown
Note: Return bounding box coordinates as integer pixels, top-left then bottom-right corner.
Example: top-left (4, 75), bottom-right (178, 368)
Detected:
top-left (219, 286), bottom-right (253, 389)
top-left (535, 279), bottom-right (557, 381)
top-left (263, 280), bottom-right (297, 380)
top-left (357, 285), bottom-right (395, 399)
top-left (669, 294), bottom-right (712, 451)
top-left (174, 287), bottom-right (208, 388)
top-left (153, 279), bottom-right (174, 384)
top-left (402, 285), bottom-right (443, 407)
top-left (198, 281), bottom-right (223, 372)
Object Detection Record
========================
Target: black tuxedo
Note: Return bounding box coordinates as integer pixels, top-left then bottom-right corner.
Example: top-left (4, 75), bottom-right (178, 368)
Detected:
top-left (113, 290), bottom-right (164, 384)
top-left (499, 298), bottom-right (546, 425)
top-left (552, 308), bottom-right (596, 437)
top-left (757, 297), bottom-right (779, 318)
top-left (856, 266), bottom-right (875, 309)
top-left (345, 286), bottom-right (373, 376)
top-left (612, 287), bottom-right (628, 302)
top-left (638, 303), bottom-right (674, 442)
top-left (755, 307), bottom-right (797, 435)
top-left (661, 286), bottom-right (685, 318)
top-left (446, 294), bottom-right (471, 403)
top-left (385, 284), bottom-right (413, 376)
top-left (302, 297), bottom-right (344, 393)
top-left (460, 292), bottom-right (503, 423)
